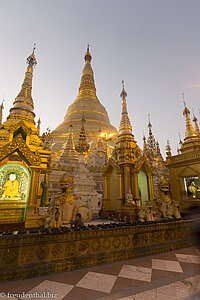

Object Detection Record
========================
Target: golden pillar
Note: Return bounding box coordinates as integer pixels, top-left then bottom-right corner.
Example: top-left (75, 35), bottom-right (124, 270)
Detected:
top-left (132, 171), bottom-right (141, 206)
top-left (124, 166), bottom-right (131, 204)
top-left (103, 175), bottom-right (110, 211)
top-left (147, 174), bottom-right (154, 201)
top-left (119, 172), bottom-right (123, 199)
top-left (28, 166), bottom-right (41, 212)
top-left (104, 175), bottom-right (109, 199)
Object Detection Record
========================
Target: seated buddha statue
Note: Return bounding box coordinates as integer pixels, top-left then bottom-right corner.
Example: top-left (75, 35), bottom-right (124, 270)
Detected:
top-left (188, 181), bottom-right (197, 198)
top-left (2, 174), bottom-right (20, 198)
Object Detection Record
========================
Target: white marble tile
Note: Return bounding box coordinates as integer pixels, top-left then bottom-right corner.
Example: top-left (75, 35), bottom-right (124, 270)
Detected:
top-left (119, 265), bottom-right (152, 282)
top-left (173, 280), bottom-right (195, 299)
top-left (28, 280), bottom-right (74, 300)
top-left (152, 259), bottom-right (183, 273)
top-left (119, 275), bottom-right (199, 300)
top-left (135, 289), bottom-right (157, 300)
top-left (185, 274), bottom-right (200, 291)
top-left (76, 271), bottom-right (117, 293)
top-left (176, 253), bottom-right (200, 264)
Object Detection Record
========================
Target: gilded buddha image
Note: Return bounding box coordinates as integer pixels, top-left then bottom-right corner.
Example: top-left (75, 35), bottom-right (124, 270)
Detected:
top-left (1, 173), bottom-right (21, 199)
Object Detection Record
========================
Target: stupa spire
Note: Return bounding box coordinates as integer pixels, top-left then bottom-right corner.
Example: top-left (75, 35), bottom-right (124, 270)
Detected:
top-left (0, 99), bottom-right (5, 125)
top-left (178, 132), bottom-right (183, 146)
top-left (75, 112), bottom-right (90, 153)
top-left (119, 80), bottom-right (133, 136)
top-left (8, 45), bottom-right (37, 122)
top-left (37, 117), bottom-right (41, 135)
top-left (58, 124), bottom-right (78, 164)
top-left (182, 93), bottom-right (196, 139)
top-left (143, 133), bottom-right (147, 156)
top-left (166, 140), bottom-right (172, 158)
top-left (78, 44), bottom-right (97, 95)
top-left (148, 114), bottom-right (152, 136)
top-left (192, 109), bottom-right (200, 137)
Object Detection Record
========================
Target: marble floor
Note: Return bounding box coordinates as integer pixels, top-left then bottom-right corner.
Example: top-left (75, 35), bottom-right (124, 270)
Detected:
top-left (0, 247), bottom-right (199, 300)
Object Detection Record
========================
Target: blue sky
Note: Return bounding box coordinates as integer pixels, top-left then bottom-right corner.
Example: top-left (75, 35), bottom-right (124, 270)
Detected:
top-left (0, 0), bottom-right (200, 155)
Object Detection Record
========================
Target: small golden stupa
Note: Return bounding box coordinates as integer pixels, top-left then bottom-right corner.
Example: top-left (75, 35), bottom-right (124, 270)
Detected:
top-left (51, 45), bottom-right (118, 152)
top-left (0, 46), bottom-right (51, 229)
top-left (167, 95), bottom-right (200, 211)
top-left (103, 82), bottom-right (154, 221)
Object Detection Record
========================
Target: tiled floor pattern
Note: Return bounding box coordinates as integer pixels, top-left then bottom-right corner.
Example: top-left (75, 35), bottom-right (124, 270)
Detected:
top-left (0, 247), bottom-right (199, 300)
top-left (118, 274), bottom-right (200, 300)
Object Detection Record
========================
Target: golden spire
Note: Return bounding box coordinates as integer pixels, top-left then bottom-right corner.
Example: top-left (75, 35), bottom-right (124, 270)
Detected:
top-left (8, 45), bottom-right (37, 122)
top-left (119, 80), bottom-right (133, 136)
top-left (75, 112), bottom-right (90, 153)
top-left (192, 108), bottom-right (200, 137)
top-left (78, 44), bottom-right (97, 96)
top-left (177, 144), bottom-right (180, 155)
top-left (178, 132), bottom-right (182, 146)
top-left (156, 141), bottom-right (161, 157)
top-left (58, 124), bottom-right (78, 163)
top-left (148, 114), bottom-right (152, 136)
top-left (182, 93), bottom-right (196, 139)
top-left (166, 140), bottom-right (172, 157)
top-left (0, 98), bottom-right (5, 125)
top-left (37, 117), bottom-right (41, 135)
top-left (143, 133), bottom-right (147, 156)
top-left (82, 43), bottom-right (93, 75)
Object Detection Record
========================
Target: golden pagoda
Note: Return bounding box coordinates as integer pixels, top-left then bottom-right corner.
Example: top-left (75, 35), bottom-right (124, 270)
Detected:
top-left (51, 45), bottom-right (118, 152)
top-left (167, 95), bottom-right (200, 211)
top-left (0, 46), bottom-right (51, 229)
top-left (103, 82), bottom-right (154, 221)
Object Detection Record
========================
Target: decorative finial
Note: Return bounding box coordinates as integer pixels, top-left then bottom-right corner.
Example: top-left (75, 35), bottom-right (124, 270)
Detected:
top-left (32, 43), bottom-right (36, 54)
top-left (0, 97), bottom-right (5, 125)
top-left (84, 43), bottom-right (92, 62)
top-left (182, 93), bottom-right (190, 116)
top-left (177, 144), bottom-right (180, 155)
top-left (178, 132), bottom-right (182, 145)
top-left (166, 139), bottom-right (172, 157)
top-left (192, 108), bottom-right (198, 123)
top-left (37, 117), bottom-right (41, 135)
top-left (120, 80), bottom-right (127, 98)
top-left (27, 44), bottom-right (37, 67)
top-left (148, 113), bottom-right (152, 130)
top-left (182, 92), bottom-right (186, 106)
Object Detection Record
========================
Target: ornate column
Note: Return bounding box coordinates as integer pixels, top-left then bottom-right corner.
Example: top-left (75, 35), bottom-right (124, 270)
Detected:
top-left (124, 166), bottom-right (131, 204)
top-left (147, 174), bottom-right (154, 201)
top-left (44, 170), bottom-right (51, 206)
top-left (103, 174), bottom-right (110, 211)
top-left (119, 172), bottom-right (123, 199)
top-left (27, 166), bottom-right (41, 213)
top-left (104, 175), bottom-right (109, 199)
top-left (132, 170), bottom-right (141, 206)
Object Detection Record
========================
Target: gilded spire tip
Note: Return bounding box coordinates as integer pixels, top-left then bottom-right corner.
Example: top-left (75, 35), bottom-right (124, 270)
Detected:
top-left (84, 43), bottom-right (92, 63)
top-left (182, 92), bottom-right (186, 108)
top-left (120, 80), bottom-right (127, 98)
top-left (26, 44), bottom-right (37, 67)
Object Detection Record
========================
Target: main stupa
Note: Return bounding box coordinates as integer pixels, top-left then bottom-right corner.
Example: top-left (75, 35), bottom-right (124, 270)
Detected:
top-left (51, 45), bottom-right (118, 152)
